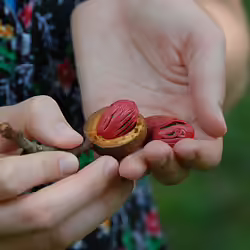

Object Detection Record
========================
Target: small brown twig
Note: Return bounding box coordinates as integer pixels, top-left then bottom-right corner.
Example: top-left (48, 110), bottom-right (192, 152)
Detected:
top-left (0, 122), bottom-right (93, 157)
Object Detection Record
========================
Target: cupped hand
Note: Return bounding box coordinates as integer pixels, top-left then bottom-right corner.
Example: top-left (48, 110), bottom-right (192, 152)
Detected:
top-left (71, 0), bottom-right (227, 185)
top-left (0, 96), bottom-right (133, 250)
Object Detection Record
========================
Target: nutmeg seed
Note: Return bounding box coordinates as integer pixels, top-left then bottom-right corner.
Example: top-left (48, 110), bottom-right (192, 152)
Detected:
top-left (84, 107), bottom-right (147, 160)
top-left (97, 100), bottom-right (139, 139)
top-left (146, 116), bottom-right (194, 147)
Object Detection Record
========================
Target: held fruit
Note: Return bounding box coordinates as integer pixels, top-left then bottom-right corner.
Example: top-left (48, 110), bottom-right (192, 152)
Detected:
top-left (97, 100), bottom-right (139, 139)
top-left (84, 100), bottom-right (195, 160)
top-left (146, 116), bottom-right (194, 147)
top-left (84, 100), bottom-right (147, 160)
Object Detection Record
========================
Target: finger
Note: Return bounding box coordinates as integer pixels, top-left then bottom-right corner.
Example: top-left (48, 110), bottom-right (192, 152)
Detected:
top-left (143, 140), bottom-right (189, 185)
top-left (0, 178), bottom-right (132, 250)
top-left (0, 151), bottom-right (79, 201)
top-left (0, 96), bottom-right (83, 152)
top-left (187, 17), bottom-right (227, 138)
top-left (0, 156), bottom-right (132, 235)
top-left (119, 150), bottom-right (147, 180)
top-left (120, 140), bottom-right (189, 185)
top-left (173, 137), bottom-right (223, 170)
top-left (55, 177), bottom-right (133, 247)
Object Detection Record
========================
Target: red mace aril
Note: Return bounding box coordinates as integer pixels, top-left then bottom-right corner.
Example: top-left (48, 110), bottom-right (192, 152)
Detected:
top-left (146, 116), bottom-right (194, 147)
top-left (97, 100), bottom-right (139, 139)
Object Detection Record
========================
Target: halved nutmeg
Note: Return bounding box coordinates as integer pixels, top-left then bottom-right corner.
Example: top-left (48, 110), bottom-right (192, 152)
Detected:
top-left (84, 100), bottom-right (147, 160)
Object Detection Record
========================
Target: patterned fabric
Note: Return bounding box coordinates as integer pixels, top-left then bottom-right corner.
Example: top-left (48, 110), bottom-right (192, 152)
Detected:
top-left (0, 1), bottom-right (167, 249)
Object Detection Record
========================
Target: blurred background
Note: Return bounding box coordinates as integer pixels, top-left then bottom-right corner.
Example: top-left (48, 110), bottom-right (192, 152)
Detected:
top-left (151, 1), bottom-right (250, 249)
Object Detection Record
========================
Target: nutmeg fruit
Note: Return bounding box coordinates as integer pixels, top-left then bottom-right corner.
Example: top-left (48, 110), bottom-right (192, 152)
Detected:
top-left (97, 100), bottom-right (139, 139)
top-left (145, 116), bottom-right (194, 147)
top-left (84, 100), bottom-right (147, 160)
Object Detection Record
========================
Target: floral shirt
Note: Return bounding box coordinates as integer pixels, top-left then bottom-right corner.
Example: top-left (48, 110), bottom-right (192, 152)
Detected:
top-left (0, 1), bottom-right (167, 249)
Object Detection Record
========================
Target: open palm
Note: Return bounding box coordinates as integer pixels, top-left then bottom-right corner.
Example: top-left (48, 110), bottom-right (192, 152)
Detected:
top-left (72, 0), bottom-right (227, 185)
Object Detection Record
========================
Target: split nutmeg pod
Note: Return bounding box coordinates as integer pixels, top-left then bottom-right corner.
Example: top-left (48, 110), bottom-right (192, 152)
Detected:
top-left (84, 100), bottom-right (195, 160)
top-left (84, 100), bottom-right (147, 160)
top-left (0, 100), bottom-right (195, 162)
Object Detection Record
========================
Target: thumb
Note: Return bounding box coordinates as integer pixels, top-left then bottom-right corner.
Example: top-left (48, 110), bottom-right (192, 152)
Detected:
top-left (0, 151), bottom-right (79, 201)
top-left (0, 96), bottom-right (83, 152)
top-left (188, 19), bottom-right (227, 137)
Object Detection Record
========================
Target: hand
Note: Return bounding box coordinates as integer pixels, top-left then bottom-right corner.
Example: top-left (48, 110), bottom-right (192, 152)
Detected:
top-left (0, 96), bottom-right (133, 250)
top-left (71, 0), bottom-right (227, 185)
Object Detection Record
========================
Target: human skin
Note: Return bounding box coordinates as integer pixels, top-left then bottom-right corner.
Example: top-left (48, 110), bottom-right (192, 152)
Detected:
top-left (0, 96), bottom-right (133, 250)
top-left (197, 0), bottom-right (249, 111)
top-left (0, 1), bottom-right (248, 249)
top-left (71, 0), bottom-right (249, 185)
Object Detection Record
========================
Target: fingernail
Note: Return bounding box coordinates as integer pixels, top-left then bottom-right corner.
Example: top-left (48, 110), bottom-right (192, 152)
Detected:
top-left (217, 109), bottom-right (227, 135)
top-left (59, 154), bottom-right (79, 176)
top-left (55, 122), bottom-right (83, 142)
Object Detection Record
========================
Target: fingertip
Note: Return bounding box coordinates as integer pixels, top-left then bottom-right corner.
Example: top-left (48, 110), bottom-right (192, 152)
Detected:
top-left (196, 105), bottom-right (227, 138)
top-left (173, 138), bottom-right (197, 161)
top-left (143, 140), bottom-right (172, 165)
top-left (189, 28), bottom-right (226, 138)
top-left (119, 151), bottom-right (147, 180)
top-left (95, 155), bottom-right (119, 178)
top-left (23, 96), bottom-right (84, 149)
top-left (174, 138), bottom-right (223, 170)
top-left (47, 122), bottom-right (84, 148)
top-left (102, 155), bottom-right (119, 168)
top-left (59, 152), bottom-right (80, 177)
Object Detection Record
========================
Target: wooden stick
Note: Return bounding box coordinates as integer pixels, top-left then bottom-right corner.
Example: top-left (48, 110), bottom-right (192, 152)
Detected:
top-left (0, 122), bottom-right (93, 157)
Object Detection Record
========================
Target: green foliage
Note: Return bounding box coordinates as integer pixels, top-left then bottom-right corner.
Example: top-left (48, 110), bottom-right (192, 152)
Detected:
top-left (243, 0), bottom-right (250, 22)
top-left (79, 150), bottom-right (95, 170)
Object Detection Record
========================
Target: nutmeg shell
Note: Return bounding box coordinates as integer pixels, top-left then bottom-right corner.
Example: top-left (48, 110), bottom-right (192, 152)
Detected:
top-left (84, 108), bottom-right (147, 161)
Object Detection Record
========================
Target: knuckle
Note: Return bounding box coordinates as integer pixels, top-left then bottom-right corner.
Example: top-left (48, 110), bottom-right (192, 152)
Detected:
top-left (0, 159), bottom-right (20, 198)
top-left (30, 95), bottom-right (56, 105)
top-left (26, 95), bottom-right (59, 131)
top-left (19, 204), bottom-right (58, 231)
top-left (28, 95), bottom-right (57, 115)
top-left (17, 202), bottom-right (68, 249)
